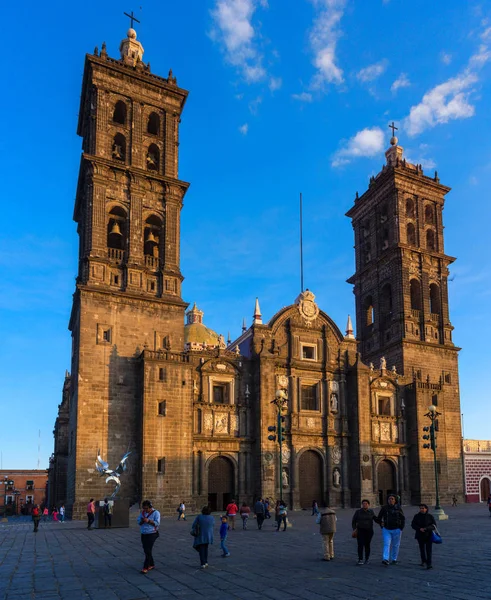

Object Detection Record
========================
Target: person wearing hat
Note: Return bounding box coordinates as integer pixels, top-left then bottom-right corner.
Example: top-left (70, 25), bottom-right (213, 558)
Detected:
top-left (376, 494), bottom-right (405, 565)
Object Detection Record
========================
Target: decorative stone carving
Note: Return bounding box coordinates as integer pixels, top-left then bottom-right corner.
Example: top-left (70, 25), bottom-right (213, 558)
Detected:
top-left (231, 414), bottom-right (239, 436)
top-left (330, 392), bottom-right (339, 413)
top-left (328, 417), bottom-right (335, 430)
top-left (215, 363), bottom-right (227, 371)
top-left (295, 289), bottom-right (320, 326)
top-left (392, 423), bottom-right (399, 442)
top-left (306, 417), bottom-right (315, 429)
top-left (373, 422), bottom-right (380, 440)
top-left (281, 446), bottom-right (291, 463)
top-left (277, 375), bottom-right (288, 389)
top-left (331, 380), bottom-right (339, 393)
top-left (331, 445), bottom-right (341, 465)
top-left (263, 452), bottom-right (274, 465)
top-left (380, 422), bottom-right (391, 442)
top-left (214, 413), bottom-right (228, 434)
top-left (204, 413), bottom-right (213, 431)
top-left (361, 465), bottom-right (372, 480)
top-left (333, 468), bottom-right (341, 487)
top-left (362, 454), bottom-right (370, 463)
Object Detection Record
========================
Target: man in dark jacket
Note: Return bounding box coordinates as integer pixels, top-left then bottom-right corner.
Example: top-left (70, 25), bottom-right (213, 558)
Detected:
top-left (376, 494), bottom-right (405, 565)
top-left (352, 499), bottom-right (376, 564)
top-left (411, 504), bottom-right (436, 569)
top-left (254, 499), bottom-right (266, 530)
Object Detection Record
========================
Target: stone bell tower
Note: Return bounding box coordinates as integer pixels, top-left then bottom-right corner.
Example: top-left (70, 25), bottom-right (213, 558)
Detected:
top-left (67, 23), bottom-right (190, 516)
top-left (346, 129), bottom-right (464, 505)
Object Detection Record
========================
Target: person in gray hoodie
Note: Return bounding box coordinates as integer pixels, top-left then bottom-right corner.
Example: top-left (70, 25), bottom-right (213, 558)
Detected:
top-left (316, 506), bottom-right (336, 561)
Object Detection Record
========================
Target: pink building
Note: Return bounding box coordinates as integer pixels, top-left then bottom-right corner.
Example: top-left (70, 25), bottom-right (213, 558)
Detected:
top-left (464, 440), bottom-right (491, 502)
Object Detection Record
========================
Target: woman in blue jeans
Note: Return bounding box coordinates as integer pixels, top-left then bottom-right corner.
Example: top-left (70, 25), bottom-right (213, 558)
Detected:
top-left (192, 506), bottom-right (215, 569)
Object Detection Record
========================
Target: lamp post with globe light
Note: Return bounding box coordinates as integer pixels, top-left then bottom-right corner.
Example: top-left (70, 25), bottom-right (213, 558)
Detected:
top-left (268, 389), bottom-right (288, 502)
top-left (422, 404), bottom-right (448, 520)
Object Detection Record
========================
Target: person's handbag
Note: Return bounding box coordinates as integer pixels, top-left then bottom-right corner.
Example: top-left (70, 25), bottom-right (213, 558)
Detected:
top-left (190, 520), bottom-right (200, 537)
top-left (352, 528), bottom-right (358, 539)
top-left (431, 526), bottom-right (442, 544)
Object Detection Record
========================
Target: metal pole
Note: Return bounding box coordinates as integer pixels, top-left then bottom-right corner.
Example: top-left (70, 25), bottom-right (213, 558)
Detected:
top-left (432, 420), bottom-right (441, 510)
top-left (300, 192), bottom-right (304, 293)
top-left (278, 409), bottom-right (283, 503)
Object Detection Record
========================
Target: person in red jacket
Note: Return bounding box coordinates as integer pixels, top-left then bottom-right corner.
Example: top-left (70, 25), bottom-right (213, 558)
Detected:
top-left (226, 499), bottom-right (238, 530)
top-left (32, 505), bottom-right (41, 533)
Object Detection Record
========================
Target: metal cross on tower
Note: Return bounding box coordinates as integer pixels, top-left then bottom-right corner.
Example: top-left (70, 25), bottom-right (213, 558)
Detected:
top-left (389, 121), bottom-right (398, 137)
top-left (124, 10), bottom-right (141, 28)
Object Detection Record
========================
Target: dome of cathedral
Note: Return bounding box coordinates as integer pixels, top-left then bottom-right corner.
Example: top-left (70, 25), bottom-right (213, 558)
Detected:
top-left (184, 303), bottom-right (220, 348)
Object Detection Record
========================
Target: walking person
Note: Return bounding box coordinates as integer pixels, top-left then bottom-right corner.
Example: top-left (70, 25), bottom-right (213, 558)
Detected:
top-left (59, 504), bottom-right (65, 523)
top-left (312, 500), bottom-right (319, 516)
top-left (177, 501), bottom-right (186, 521)
top-left (317, 506), bottom-right (336, 561)
top-left (411, 504), bottom-right (436, 570)
top-left (191, 506), bottom-right (215, 569)
top-left (376, 494), bottom-right (405, 565)
top-left (32, 504), bottom-right (41, 533)
top-left (352, 499), bottom-right (376, 565)
top-left (220, 515), bottom-right (231, 557)
top-left (103, 498), bottom-right (112, 528)
top-left (276, 501), bottom-right (288, 531)
top-left (52, 507), bottom-right (59, 522)
top-left (254, 498), bottom-right (266, 530)
top-left (87, 498), bottom-right (96, 530)
top-left (225, 499), bottom-right (238, 530)
top-left (451, 495), bottom-right (458, 507)
top-left (137, 500), bottom-right (160, 574)
top-left (240, 502), bottom-right (251, 529)
top-left (42, 507), bottom-right (49, 522)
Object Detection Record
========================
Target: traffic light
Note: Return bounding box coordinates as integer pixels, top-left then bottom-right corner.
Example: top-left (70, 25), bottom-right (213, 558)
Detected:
top-left (278, 416), bottom-right (286, 442)
top-left (422, 426), bottom-right (430, 449)
top-left (267, 425), bottom-right (276, 442)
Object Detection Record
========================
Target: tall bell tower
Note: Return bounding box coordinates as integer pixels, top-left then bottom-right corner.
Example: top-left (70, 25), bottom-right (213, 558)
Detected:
top-left (346, 129), bottom-right (464, 504)
top-left (67, 23), bottom-right (190, 516)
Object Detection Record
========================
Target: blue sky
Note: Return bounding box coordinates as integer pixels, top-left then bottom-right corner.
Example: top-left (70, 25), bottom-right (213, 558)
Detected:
top-left (1, 0), bottom-right (490, 469)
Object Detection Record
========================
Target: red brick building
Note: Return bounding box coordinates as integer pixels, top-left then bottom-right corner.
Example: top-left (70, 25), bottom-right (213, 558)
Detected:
top-left (0, 470), bottom-right (48, 515)
top-left (464, 440), bottom-right (491, 502)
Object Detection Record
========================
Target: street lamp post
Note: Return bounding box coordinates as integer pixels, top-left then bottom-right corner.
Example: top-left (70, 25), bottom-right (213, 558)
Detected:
top-left (422, 405), bottom-right (448, 520)
top-left (269, 389), bottom-right (288, 503)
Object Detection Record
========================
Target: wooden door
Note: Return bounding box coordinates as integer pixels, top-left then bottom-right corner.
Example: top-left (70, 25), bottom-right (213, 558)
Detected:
top-left (208, 456), bottom-right (234, 511)
top-left (299, 450), bottom-right (323, 509)
top-left (377, 460), bottom-right (396, 505)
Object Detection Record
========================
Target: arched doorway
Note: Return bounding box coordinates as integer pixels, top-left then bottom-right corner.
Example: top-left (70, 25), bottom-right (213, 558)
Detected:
top-left (298, 450), bottom-right (323, 509)
top-left (377, 460), bottom-right (396, 505)
top-left (480, 477), bottom-right (491, 502)
top-left (208, 456), bottom-right (234, 512)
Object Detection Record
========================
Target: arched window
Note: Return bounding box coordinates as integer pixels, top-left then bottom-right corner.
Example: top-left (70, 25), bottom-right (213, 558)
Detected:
top-left (407, 222), bottom-right (416, 246)
top-left (112, 133), bottom-right (126, 161)
top-left (113, 101), bottom-right (127, 125)
top-left (410, 279), bottom-right (422, 311)
top-left (147, 112), bottom-right (160, 135)
top-left (381, 284), bottom-right (393, 320)
top-left (429, 283), bottom-right (441, 315)
top-left (144, 215), bottom-right (162, 258)
top-left (406, 198), bottom-right (415, 218)
top-left (364, 295), bottom-right (374, 326)
top-left (146, 144), bottom-right (160, 171)
top-left (424, 204), bottom-right (434, 224)
top-left (426, 229), bottom-right (435, 251)
top-left (107, 206), bottom-right (127, 251)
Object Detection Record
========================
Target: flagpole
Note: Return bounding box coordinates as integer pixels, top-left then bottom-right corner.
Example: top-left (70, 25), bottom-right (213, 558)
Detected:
top-left (300, 192), bottom-right (304, 293)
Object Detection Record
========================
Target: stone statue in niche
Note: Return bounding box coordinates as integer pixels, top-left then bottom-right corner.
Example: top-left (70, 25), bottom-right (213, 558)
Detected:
top-left (218, 334), bottom-right (226, 349)
top-left (361, 465), bottom-right (372, 480)
top-left (333, 468), bottom-right (341, 487)
top-left (193, 379), bottom-right (198, 396)
top-left (282, 467), bottom-right (289, 488)
top-left (330, 392), bottom-right (339, 413)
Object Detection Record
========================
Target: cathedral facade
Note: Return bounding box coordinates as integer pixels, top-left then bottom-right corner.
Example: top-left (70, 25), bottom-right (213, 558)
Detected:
top-left (49, 27), bottom-right (464, 517)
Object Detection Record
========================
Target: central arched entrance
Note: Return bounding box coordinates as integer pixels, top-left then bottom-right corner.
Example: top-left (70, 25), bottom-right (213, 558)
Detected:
top-left (208, 456), bottom-right (234, 512)
top-left (480, 477), bottom-right (490, 502)
top-left (377, 460), bottom-right (396, 505)
top-left (298, 450), bottom-right (323, 509)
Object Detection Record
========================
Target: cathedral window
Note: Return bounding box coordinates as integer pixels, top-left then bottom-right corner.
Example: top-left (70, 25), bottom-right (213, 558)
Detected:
top-left (406, 222), bottom-right (416, 246)
top-left (147, 112), bottom-right (160, 135)
top-left (146, 143), bottom-right (160, 171)
top-left (301, 343), bottom-right (317, 361)
top-left (157, 457), bottom-right (166, 473)
top-left (112, 133), bottom-right (126, 162)
top-left (364, 296), bottom-right (374, 326)
top-left (113, 100), bottom-right (127, 125)
top-left (300, 384), bottom-right (319, 411)
top-left (424, 204), bottom-right (434, 224)
top-left (159, 368), bottom-right (166, 381)
top-left (429, 283), bottom-right (441, 315)
top-left (410, 279), bottom-right (422, 311)
top-left (213, 383), bottom-right (230, 404)
top-left (107, 206), bottom-right (127, 253)
top-left (378, 396), bottom-right (392, 416)
top-left (405, 199), bottom-right (415, 218)
top-left (426, 229), bottom-right (435, 251)
top-left (158, 401), bottom-right (167, 416)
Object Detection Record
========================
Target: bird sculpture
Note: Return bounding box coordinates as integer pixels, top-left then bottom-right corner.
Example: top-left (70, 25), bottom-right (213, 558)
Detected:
top-left (95, 450), bottom-right (131, 499)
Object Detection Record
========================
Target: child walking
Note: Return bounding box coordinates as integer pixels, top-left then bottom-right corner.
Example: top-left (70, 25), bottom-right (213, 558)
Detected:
top-left (220, 516), bottom-right (231, 557)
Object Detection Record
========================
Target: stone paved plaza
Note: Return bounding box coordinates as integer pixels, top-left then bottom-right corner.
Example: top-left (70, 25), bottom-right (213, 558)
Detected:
top-left (1, 504), bottom-right (490, 600)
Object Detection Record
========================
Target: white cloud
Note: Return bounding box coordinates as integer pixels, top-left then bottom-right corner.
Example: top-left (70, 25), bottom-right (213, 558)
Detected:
top-left (309, 0), bottom-right (346, 88)
top-left (405, 156), bottom-right (437, 170)
top-left (469, 43), bottom-right (491, 68)
top-left (357, 60), bottom-right (388, 83)
top-left (239, 123), bottom-right (249, 135)
top-left (292, 92), bottom-right (313, 102)
top-left (210, 0), bottom-right (266, 82)
top-left (248, 95), bottom-right (262, 114)
top-left (440, 52), bottom-right (452, 65)
top-left (331, 127), bottom-right (385, 167)
top-left (391, 72), bottom-right (410, 93)
top-left (269, 77), bottom-right (282, 92)
top-left (404, 72), bottom-right (478, 136)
